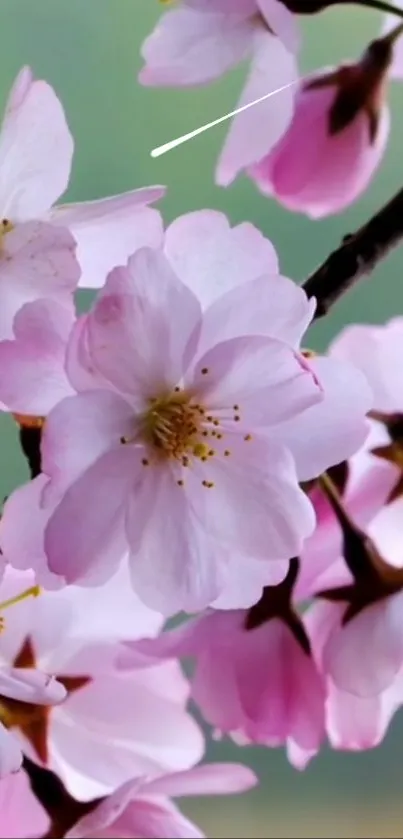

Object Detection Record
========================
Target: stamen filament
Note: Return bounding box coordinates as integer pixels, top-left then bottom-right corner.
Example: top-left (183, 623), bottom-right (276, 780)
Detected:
top-left (0, 585), bottom-right (41, 613)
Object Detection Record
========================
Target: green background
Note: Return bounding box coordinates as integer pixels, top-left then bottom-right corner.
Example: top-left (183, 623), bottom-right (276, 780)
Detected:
top-left (2, 1), bottom-right (403, 835)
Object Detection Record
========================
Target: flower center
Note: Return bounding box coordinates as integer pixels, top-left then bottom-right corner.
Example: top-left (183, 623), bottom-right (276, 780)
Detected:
top-left (140, 390), bottom-right (211, 461)
top-left (0, 218), bottom-right (14, 254)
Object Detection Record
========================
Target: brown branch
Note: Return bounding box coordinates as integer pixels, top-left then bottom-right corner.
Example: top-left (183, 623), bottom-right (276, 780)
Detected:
top-left (302, 185), bottom-right (403, 319)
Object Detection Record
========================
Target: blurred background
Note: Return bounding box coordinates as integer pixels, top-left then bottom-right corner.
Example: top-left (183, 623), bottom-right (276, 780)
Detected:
top-left (2, 1), bottom-right (403, 835)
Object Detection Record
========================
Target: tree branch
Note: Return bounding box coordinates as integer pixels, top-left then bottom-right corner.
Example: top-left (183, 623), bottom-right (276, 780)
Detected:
top-left (302, 185), bottom-right (403, 319)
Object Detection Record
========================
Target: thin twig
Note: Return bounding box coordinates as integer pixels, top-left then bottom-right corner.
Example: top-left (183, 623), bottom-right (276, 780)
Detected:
top-left (303, 185), bottom-right (403, 318)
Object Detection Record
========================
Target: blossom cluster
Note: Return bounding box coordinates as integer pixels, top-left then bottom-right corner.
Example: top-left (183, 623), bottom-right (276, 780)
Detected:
top-left (2, 0), bottom-right (403, 835)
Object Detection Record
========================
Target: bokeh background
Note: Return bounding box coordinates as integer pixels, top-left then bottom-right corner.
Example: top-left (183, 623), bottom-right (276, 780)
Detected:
top-left (2, 1), bottom-right (403, 835)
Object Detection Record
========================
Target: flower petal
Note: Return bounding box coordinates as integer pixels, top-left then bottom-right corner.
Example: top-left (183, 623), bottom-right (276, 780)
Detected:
top-left (145, 763), bottom-right (257, 798)
top-left (164, 210), bottom-right (278, 309)
top-left (199, 273), bottom-right (314, 354)
top-left (0, 70), bottom-right (73, 219)
top-left (126, 465), bottom-right (226, 615)
top-left (0, 221), bottom-right (79, 340)
top-left (139, 6), bottom-right (254, 86)
top-left (0, 725), bottom-right (22, 779)
top-left (269, 355), bottom-right (373, 481)
top-left (0, 299), bottom-right (74, 415)
top-left (191, 335), bottom-right (322, 427)
top-left (86, 248), bottom-right (201, 399)
top-left (44, 446), bottom-right (136, 585)
top-left (324, 593), bottom-right (403, 697)
top-left (0, 667), bottom-right (66, 705)
top-left (42, 389), bottom-right (134, 499)
top-left (216, 31), bottom-right (297, 186)
top-left (51, 190), bottom-right (165, 290)
top-left (192, 434), bottom-right (315, 560)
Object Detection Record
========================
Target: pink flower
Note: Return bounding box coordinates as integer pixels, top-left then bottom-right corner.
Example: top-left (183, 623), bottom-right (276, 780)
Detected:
top-left (0, 770), bottom-right (49, 837)
top-left (0, 660), bottom-right (66, 777)
top-left (121, 565), bottom-right (326, 770)
top-left (0, 65), bottom-right (164, 303)
top-left (306, 598), bottom-right (403, 752)
top-left (28, 244), bottom-right (373, 615)
top-left (140, 1), bottom-right (299, 185)
top-left (248, 34), bottom-right (395, 217)
top-left (67, 762), bottom-right (257, 839)
top-left (0, 567), bottom-right (203, 799)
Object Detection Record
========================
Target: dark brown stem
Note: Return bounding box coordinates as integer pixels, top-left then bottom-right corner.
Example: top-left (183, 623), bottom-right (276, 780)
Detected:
top-left (284, 0), bottom-right (403, 15)
top-left (303, 185), bottom-right (403, 318)
top-left (23, 757), bottom-right (99, 838)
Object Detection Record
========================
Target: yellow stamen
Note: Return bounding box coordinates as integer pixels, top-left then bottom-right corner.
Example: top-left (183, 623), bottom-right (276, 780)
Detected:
top-left (0, 585), bottom-right (41, 613)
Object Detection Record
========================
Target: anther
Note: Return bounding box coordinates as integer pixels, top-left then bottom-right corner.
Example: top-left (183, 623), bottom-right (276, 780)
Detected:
top-left (234, 415), bottom-right (240, 422)
top-left (233, 404), bottom-right (239, 411)
top-left (142, 458), bottom-right (149, 466)
top-left (244, 434), bottom-right (252, 441)
top-left (213, 420), bottom-right (220, 427)
top-left (201, 367), bottom-right (209, 375)
top-left (224, 450), bottom-right (231, 456)
top-left (177, 479), bottom-right (184, 486)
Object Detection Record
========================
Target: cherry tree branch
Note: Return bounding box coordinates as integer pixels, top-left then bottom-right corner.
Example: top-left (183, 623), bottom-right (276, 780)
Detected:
top-left (302, 185), bottom-right (403, 318)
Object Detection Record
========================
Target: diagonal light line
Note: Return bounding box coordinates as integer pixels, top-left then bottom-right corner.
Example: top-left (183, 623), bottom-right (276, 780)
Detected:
top-left (150, 78), bottom-right (299, 158)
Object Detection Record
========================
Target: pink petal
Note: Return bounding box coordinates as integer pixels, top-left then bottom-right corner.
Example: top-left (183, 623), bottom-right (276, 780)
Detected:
top-left (257, 0), bottom-right (300, 52)
top-left (42, 389), bottom-right (134, 499)
top-left (324, 594), bottom-right (403, 697)
top-left (66, 781), bottom-right (203, 839)
top-left (269, 355), bottom-right (373, 481)
top-left (0, 666), bottom-right (66, 705)
top-left (126, 465), bottom-right (226, 615)
top-left (199, 273), bottom-right (314, 354)
top-left (216, 30), bottom-right (297, 186)
top-left (192, 434), bottom-right (315, 560)
top-left (44, 446), bottom-right (135, 585)
top-left (140, 6), bottom-right (254, 86)
top-left (252, 79), bottom-right (390, 218)
top-left (190, 335), bottom-right (322, 427)
top-left (370, 497), bottom-right (403, 568)
top-left (51, 664), bottom-right (203, 800)
top-left (0, 726), bottom-right (22, 779)
top-left (330, 320), bottom-right (403, 413)
top-left (86, 249), bottom-right (202, 399)
top-left (0, 770), bottom-right (49, 836)
top-left (145, 762), bottom-right (257, 797)
top-left (0, 299), bottom-right (74, 415)
top-left (0, 476), bottom-right (64, 590)
top-left (0, 221), bottom-right (79, 340)
top-left (0, 71), bottom-right (73, 219)
top-left (326, 686), bottom-right (387, 751)
top-left (51, 191), bottom-right (165, 290)
top-left (164, 210), bottom-right (279, 309)
top-left (212, 554), bottom-right (287, 610)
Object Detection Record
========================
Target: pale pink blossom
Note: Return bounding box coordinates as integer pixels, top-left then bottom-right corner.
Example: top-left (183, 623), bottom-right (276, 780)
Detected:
top-left (25, 245), bottom-right (373, 615)
top-left (121, 603), bottom-right (326, 770)
top-left (0, 567), bottom-right (203, 799)
top-left (0, 65), bottom-right (164, 300)
top-left (0, 770), bottom-right (49, 837)
top-left (248, 37), bottom-right (393, 217)
top-left (67, 762), bottom-right (257, 839)
top-left (140, 1), bottom-right (299, 185)
top-left (0, 660), bottom-right (66, 777)
top-left (306, 598), bottom-right (403, 752)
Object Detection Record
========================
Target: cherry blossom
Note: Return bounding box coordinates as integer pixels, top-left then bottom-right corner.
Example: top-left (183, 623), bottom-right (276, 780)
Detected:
top-left (18, 244), bottom-right (373, 614)
top-left (140, 0), bottom-right (299, 185)
top-left (120, 561), bottom-right (326, 770)
top-left (66, 763), bottom-right (257, 839)
top-left (0, 65), bottom-right (164, 303)
top-left (0, 567), bottom-right (203, 799)
top-left (248, 31), bottom-right (396, 217)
